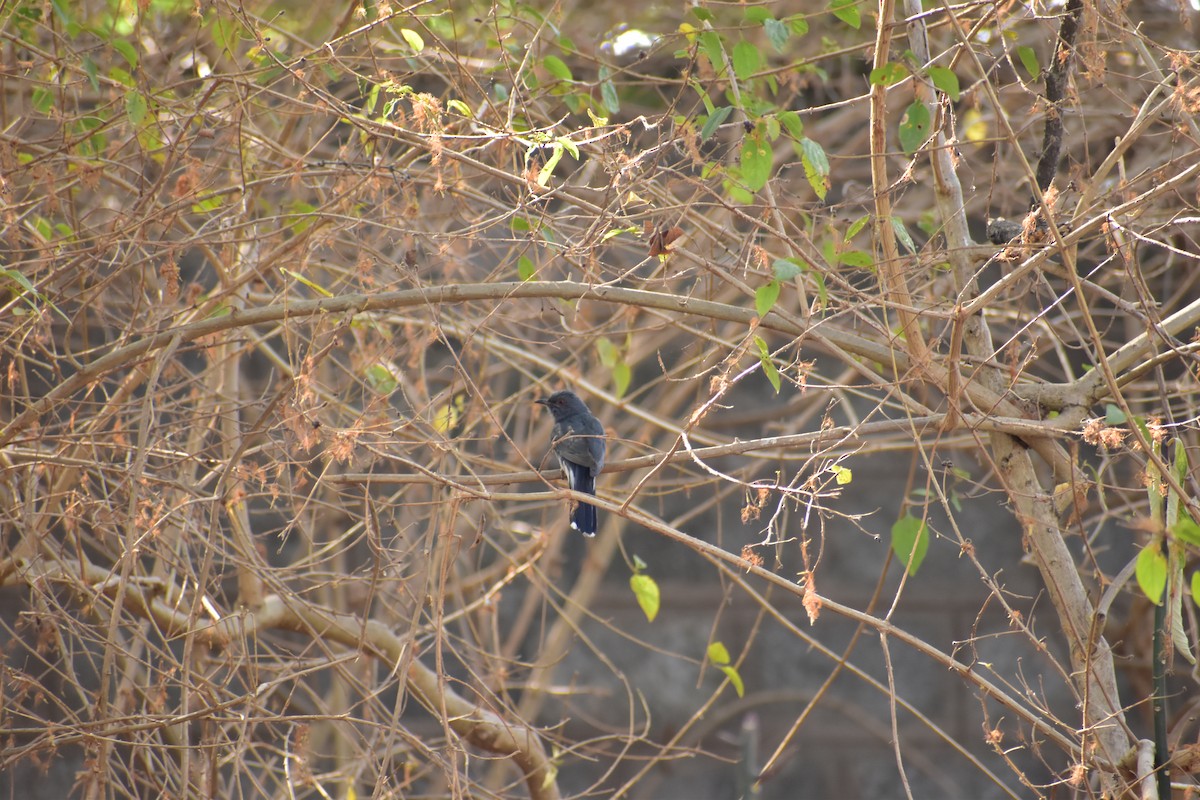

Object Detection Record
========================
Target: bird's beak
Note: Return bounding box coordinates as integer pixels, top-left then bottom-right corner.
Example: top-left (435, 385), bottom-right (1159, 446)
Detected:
top-left (534, 397), bottom-right (548, 406)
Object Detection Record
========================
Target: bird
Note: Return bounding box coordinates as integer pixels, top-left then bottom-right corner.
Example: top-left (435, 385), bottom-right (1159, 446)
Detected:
top-left (534, 390), bottom-right (606, 536)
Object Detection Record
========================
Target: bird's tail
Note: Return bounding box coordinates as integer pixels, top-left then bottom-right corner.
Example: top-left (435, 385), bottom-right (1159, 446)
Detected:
top-left (569, 470), bottom-right (598, 536)
top-left (571, 501), bottom-right (597, 537)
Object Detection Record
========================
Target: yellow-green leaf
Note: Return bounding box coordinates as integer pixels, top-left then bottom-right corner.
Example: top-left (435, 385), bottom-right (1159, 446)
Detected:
top-left (536, 143), bottom-right (564, 186)
top-left (542, 55), bottom-right (573, 82)
top-left (962, 108), bottom-right (987, 142)
top-left (556, 135), bottom-right (579, 160)
top-left (432, 393), bottom-right (467, 435)
top-left (279, 267), bottom-right (333, 297)
top-left (125, 90), bottom-right (148, 125)
top-left (1173, 514), bottom-right (1200, 546)
top-left (365, 363), bottom-right (398, 395)
top-left (400, 28), bottom-right (425, 53)
top-left (630, 573), bottom-right (660, 622)
top-left (869, 62), bottom-right (908, 87)
top-left (719, 664), bottom-right (745, 697)
top-left (517, 255), bottom-right (536, 281)
top-left (839, 250), bottom-right (873, 268)
top-left (754, 336), bottom-right (781, 393)
top-left (799, 137), bottom-right (829, 200)
top-left (595, 337), bottom-right (619, 367)
top-left (112, 39), bottom-right (138, 69)
top-left (612, 362), bottom-right (631, 398)
top-left (829, 0), bottom-right (861, 29)
top-left (707, 640), bottom-right (731, 665)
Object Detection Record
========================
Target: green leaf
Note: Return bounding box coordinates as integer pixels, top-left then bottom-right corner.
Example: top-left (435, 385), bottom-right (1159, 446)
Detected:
top-left (831, 464), bottom-right (852, 485)
top-left (542, 55), bottom-right (573, 82)
top-left (1192, 571), bottom-right (1200, 608)
top-left (829, 0), bottom-right (861, 29)
top-left (517, 255), bottom-right (536, 281)
top-left (724, 178), bottom-right (755, 205)
top-left (732, 39), bottom-right (761, 81)
top-left (700, 105), bottom-right (733, 141)
top-left (811, 270), bottom-right (828, 308)
top-left (1136, 543), bottom-right (1167, 605)
top-left (109, 66), bottom-right (135, 89)
top-left (32, 86), bottom-right (54, 114)
top-left (779, 110), bottom-right (804, 139)
top-left (740, 128), bottom-right (772, 192)
top-left (789, 16), bottom-right (810, 36)
top-left (898, 101), bottom-right (932, 155)
top-left (754, 336), bottom-right (781, 393)
top-left (125, 90), bottom-right (148, 126)
top-left (1173, 514), bottom-right (1200, 547)
top-left (708, 640), bottom-right (731, 665)
top-left (799, 137), bottom-right (829, 200)
top-left (891, 513), bottom-right (929, 575)
top-left (700, 31), bottom-right (725, 73)
top-left (111, 38), bottom-right (138, 69)
top-left (1174, 437), bottom-right (1190, 482)
top-left (630, 573), bottom-right (660, 622)
top-left (612, 362), bottom-right (631, 398)
top-left (365, 363), bottom-right (399, 395)
top-left (845, 214), bottom-right (870, 241)
top-left (399, 27), bottom-right (424, 52)
top-left (1016, 46), bottom-right (1039, 80)
top-left (1104, 404), bottom-right (1127, 425)
top-left (869, 62), bottom-right (908, 87)
top-left (743, 7), bottom-right (772, 23)
top-left (82, 56), bottom-right (99, 91)
top-left (755, 280), bottom-right (781, 317)
top-left (891, 216), bottom-right (917, 254)
top-left (601, 225), bottom-right (638, 242)
top-left (764, 18), bottom-right (789, 53)
top-left (839, 250), bottom-right (874, 268)
top-left (0, 268), bottom-right (36, 295)
top-left (927, 66), bottom-right (960, 100)
top-left (599, 66), bottom-right (620, 114)
top-left (772, 258), bottom-right (804, 281)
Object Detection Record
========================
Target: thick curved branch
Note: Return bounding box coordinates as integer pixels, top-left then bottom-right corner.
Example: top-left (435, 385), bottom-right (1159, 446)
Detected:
top-left (0, 557), bottom-right (561, 800)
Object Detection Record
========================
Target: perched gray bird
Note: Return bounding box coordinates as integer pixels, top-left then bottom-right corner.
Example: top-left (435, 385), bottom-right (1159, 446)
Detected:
top-left (535, 390), bottom-right (606, 536)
